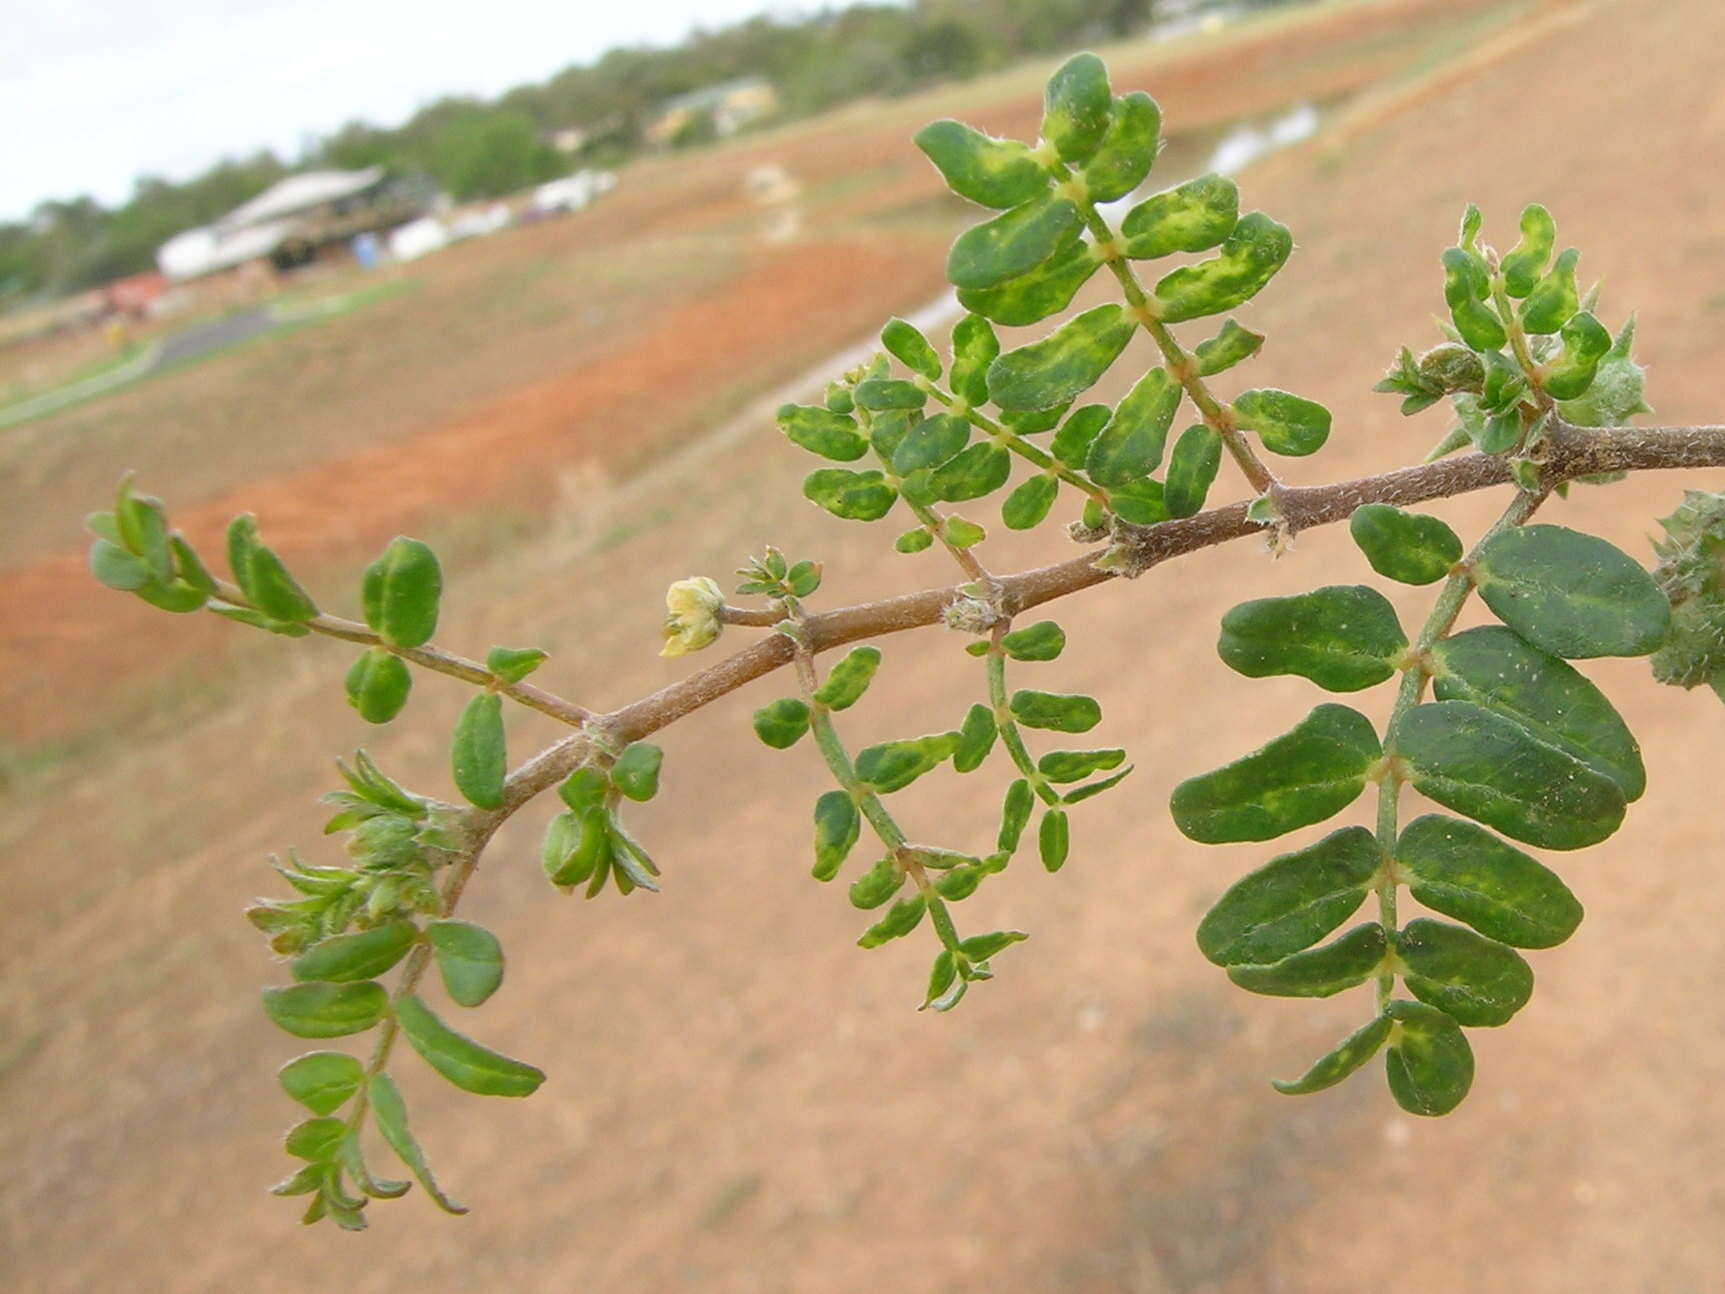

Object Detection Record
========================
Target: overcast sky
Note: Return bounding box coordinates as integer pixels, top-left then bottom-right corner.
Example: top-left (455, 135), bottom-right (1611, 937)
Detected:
top-left (4, 0), bottom-right (811, 220)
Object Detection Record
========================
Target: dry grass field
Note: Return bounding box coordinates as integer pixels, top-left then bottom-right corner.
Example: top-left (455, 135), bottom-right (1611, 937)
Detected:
top-left (7, 0), bottom-right (1725, 1289)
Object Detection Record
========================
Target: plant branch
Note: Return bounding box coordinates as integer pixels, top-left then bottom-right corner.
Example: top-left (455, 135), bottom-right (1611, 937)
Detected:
top-left (484, 420), bottom-right (1725, 827)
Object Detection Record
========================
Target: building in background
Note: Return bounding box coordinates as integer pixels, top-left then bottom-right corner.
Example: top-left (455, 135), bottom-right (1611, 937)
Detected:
top-left (156, 168), bottom-right (438, 282)
top-left (644, 77), bottom-right (780, 148)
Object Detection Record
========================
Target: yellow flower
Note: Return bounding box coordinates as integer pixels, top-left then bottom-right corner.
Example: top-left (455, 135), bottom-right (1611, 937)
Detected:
top-left (660, 576), bottom-right (725, 658)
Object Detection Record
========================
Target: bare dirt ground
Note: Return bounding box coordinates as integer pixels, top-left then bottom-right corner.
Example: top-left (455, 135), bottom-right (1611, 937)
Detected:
top-left (10, 0), bottom-right (1725, 1290)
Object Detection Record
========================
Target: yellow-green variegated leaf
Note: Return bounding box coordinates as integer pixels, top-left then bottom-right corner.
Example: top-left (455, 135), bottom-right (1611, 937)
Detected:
top-left (1170, 704), bottom-right (1381, 844)
top-left (912, 119), bottom-right (1050, 209)
top-left (1081, 92), bottom-right (1160, 202)
top-left (946, 192), bottom-right (1082, 291)
top-left (1218, 585), bottom-right (1407, 692)
top-left (1041, 53), bottom-right (1112, 165)
top-left (1084, 367), bottom-right (1179, 486)
top-left (986, 304), bottom-right (1136, 411)
top-left (1196, 826), bottom-right (1380, 967)
top-left (1395, 701), bottom-right (1624, 850)
top-left (1120, 173), bottom-right (1238, 259)
top-left (1230, 388), bottom-right (1331, 456)
top-left (1471, 524), bottom-right (1669, 659)
top-left (1225, 923), bottom-right (1388, 998)
top-left (1384, 1000), bottom-right (1473, 1116)
top-left (957, 241), bottom-right (1102, 326)
top-left (1396, 814), bottom-right (1583, 949)
top-left (1271, 1015), bottom-right (1393, 1096)
top-left (1431, 625), bottom-right (1644, 800)
top-left (1150, 211), bottom-right (1290, 322)
top-left (1394, 918), bottom-right (1532, 1027)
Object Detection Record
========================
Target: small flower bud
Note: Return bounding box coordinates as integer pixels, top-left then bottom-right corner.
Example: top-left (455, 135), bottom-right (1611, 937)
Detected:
top-left (660, 576), bottom-right (725, 658)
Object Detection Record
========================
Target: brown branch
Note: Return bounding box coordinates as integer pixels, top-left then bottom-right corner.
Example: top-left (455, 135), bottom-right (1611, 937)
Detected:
top-left (492, 420), bottom-right (1725, 814)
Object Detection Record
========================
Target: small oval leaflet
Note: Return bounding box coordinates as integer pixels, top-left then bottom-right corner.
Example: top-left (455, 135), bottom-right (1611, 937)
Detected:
top-left (1395, 701), bottom-right (1625, 850)
top-left (892, 413), bottom-right (971, 475)
top-left (1395, 918), bottom-right (1534, 1027)
top-left (1085, 367), bottom-right (1180, 486)
top-left (753, 698), bottom-right (811, 749)
top-left (998, 779), bottom-right (1034, 853)
top-left (1170, 703), bottom-right (1382, 844)
top-left (1349, 503), bottom-right (1462, 586)
top-left (778, 404), bottom-right (868, 462)
top-left (1499, 203), bottom-right (1555, 297)
top-left (362, 536), bottom-right (442, 649)
top-left (858, 894), bottom-right (928, 948)
top-left (1002, 475), bottom-right (1059, 530)
top-left (247, 545), bottom-right (319, 623)
top-left (1081, 91), bottom-right (1160, 202)
top-left (1050, 404), bottom-right (1111, 469)
top-left (1121, 173), bottom-right (1239, 260)
top-left (855, 731), bottom-right (960, 793)
top-left (1218, 585), bottom-right (1407, 692)
top-left (1431, 625), bottom-right (1645, 800)
top-left (1196, 825), bottom-right (1380, 968)
top-left (953, 704), bottom-right (998, 773)
top-left (1150, 211), bottom-right (1291, 323)
top-left (880, 317), bottom-right (941, 380)
top-left (1164, 424), bottom-right (1222, 518)
top-left (854, 377), bottom-right (925, 412)
top-left (610, 742), bottom-right (663, 802)
top-left (451, 693), bottom-right (507, 810)
top-left (849, 858), bottom-right (904, 910)
top-left (279, 1051), bottom-right (366, 1116)
top-left (814, 647), bottom-right (882, 711)
top-left (948, 312), bottom-right (1000, 405)
top-left (291, 921), bottom-right (418, 984)
top-left (1037, 748), bottom-right (1125, 783)
top-left (1471, 524), bottom-right (1669, 659)
top-left (284, 1117), bottom-right (347, 1162)
top-left (912, 119), bottom-right (1050, 209)
top-left (262, 981), bottom-right (390, 1039)
top-left (425, 920), bottom-right (505, 1008)
top-left (812, 790), bottom-right (860, 882)
top-left (1001, 620), bottom-right (1065, 661)
top-left (930, 442), bottom-right (1011, 502)
top-left (986, 304), bottom-right (1136, 412)
top-left (1229, 388), bottom-right (1332, 457)
top-left (1396, 814), bottom-right (1583, 949)
top-left (1271, 1015), bottom-right (1394, 1096)
top-left (1519, 246), bottom-right (1580, 334)
top-left (345, 647), bottom-right (413, 725)
top-left (803, 469), bottom-right (899, 522)
top-left (1041, 52), bottom-right (1112, 165)
top-left (394, 995), bottom-right (545, 1098)
top-left (1038, 808), bottom-right (1070, 872)
top-left (1009, 690), bottom-right (1100, 733)
top-left (1193, 319), bottom-right (1264, 376)
top-left (946, 193), bottom-right (1082, 291)
top-left (957, 241), bottom-right (1102, 327)
top-left (1384, 999), bottom-right (1474, 1117)
top-left (1225, 923), bottom-right (1388, 998)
